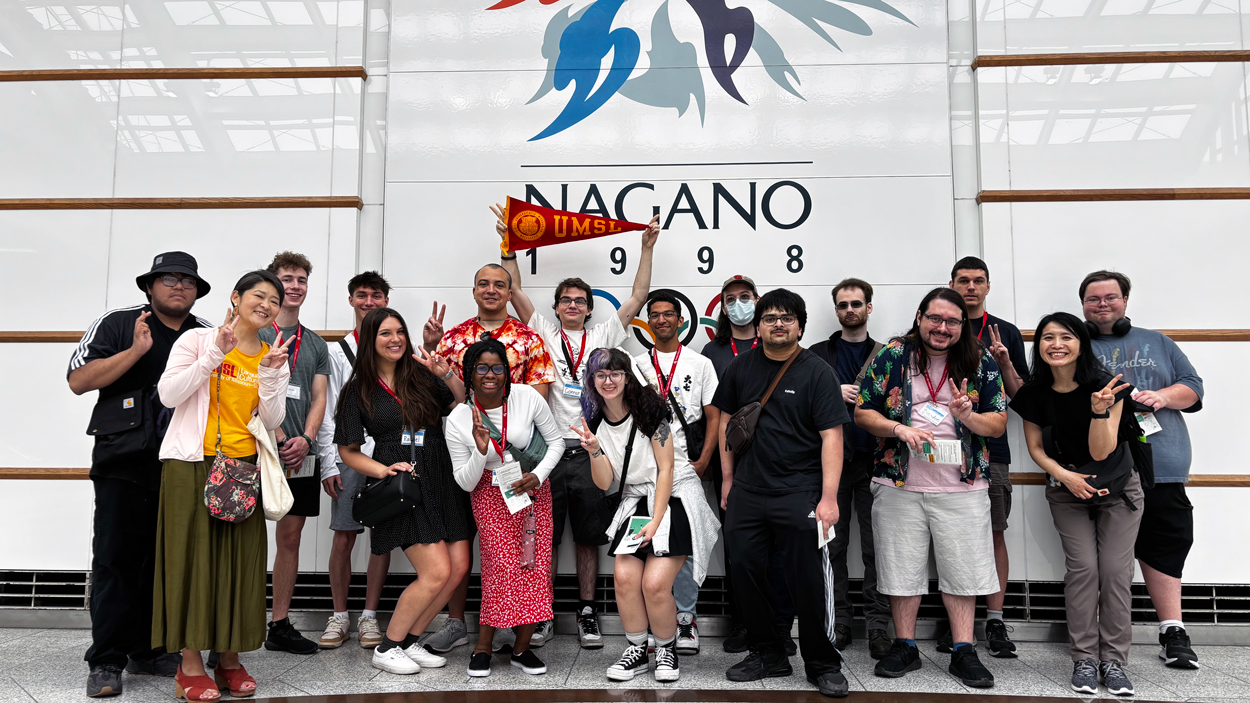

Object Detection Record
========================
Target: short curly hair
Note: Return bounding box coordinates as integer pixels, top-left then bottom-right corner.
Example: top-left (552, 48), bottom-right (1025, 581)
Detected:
top-left (267, 251), bottom-right (313, 277)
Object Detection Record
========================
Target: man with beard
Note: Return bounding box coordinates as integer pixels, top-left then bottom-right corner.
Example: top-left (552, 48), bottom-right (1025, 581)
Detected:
top-left (633, 291), bottom-right (720, 655)
top-left (69, 252), bottom-right (212, 697)
top-left (856, 288), bottom-right (1007, 689)
top-left (809, 279), bottom-right (890, 659)
top-left (712, 289), bottom-right (850, 698)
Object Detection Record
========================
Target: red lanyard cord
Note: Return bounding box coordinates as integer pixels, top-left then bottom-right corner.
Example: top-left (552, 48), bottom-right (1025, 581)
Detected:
top-left (651, 346), bottom-right (682, 397)
top-left (729, 337), bottom-right (758, 357)
top-left (272, 322), bottom-right (302, 370)
top-left (919, 355), bottom-right (949, 406)
top-left (474, 395), bottom-right (508, 461)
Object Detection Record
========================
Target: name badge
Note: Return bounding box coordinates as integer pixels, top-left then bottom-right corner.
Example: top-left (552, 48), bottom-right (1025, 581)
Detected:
top-left (1135, 412), bottom-right (1163, 436)
top-left (562, 383), bottom-right (583, 399)
top-left (286, 384), bottom-right (301, 400)
top-left (402, 430), bottom-right (412, 446)
top-left (413, 429), bottom-right (425, 446)
top-left (286, 455), bottom-right (316, 480)
top-left (916, 402), bottom-right (948, 425)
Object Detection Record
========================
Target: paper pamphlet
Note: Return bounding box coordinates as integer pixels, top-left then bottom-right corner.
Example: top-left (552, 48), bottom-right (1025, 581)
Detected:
top-left (497, 461), bottom-right (532, 514)
top-left (615, 515), bottom-right (652, 555)
top-left (817, 521), bottom-right (835, 550)
top-left (912, 439), bottom-right (962, 465)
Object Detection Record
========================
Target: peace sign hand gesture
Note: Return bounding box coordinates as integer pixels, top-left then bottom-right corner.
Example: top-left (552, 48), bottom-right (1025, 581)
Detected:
top-left (988, 324), bottom-right (1011, 368)
top-left (423, 301), bottom-right (446, 351)
top-left (471, 406), bottom-right (492, 457)
top-left (948, 378), bottom-right (975, 421)
top-left (1092, 374), bottom-right (1130, 415)
top-left (413, 347), bottom-right (451, 380)
top-left (261, 331), bottom-right (296, 369)
top-left (571, 418), bottom-right (601, 456)
top-left (215, 307), bottom-right (239, 355)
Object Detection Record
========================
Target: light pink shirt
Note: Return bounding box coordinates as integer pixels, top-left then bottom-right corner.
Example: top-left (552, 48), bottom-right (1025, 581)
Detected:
top-left (898, 353), bottom-right (987, 493)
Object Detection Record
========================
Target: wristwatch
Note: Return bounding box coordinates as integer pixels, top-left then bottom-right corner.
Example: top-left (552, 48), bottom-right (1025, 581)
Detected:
top-left (1091, 409), bottom-right (1111, 419)
top-left (442, 368), bottom-right (454, 380)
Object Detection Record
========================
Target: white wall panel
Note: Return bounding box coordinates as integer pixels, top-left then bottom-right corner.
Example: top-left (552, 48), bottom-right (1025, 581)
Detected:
top-left (1003, 0), bottom-right (1243, 54)
top-left (0, 81), bottom-right (119, 198)
top-left (0, 1), bottom-right (125, 70)
top-left (1003, 63), bottom-right (1250, 189)
top-left (0, 345), bottom-right (96, 469)
top-left (0, 481), bottom-right (93, 571)
top-left (0, 211), bottom-right (113, 331)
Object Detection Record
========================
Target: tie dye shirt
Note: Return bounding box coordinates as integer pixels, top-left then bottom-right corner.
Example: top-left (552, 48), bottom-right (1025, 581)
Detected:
top-left (436, 317), bottom-right (557, 387)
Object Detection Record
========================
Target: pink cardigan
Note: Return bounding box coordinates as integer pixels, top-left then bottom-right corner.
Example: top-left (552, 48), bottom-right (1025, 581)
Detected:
top-left (158, 327), bottom-right (289, 462)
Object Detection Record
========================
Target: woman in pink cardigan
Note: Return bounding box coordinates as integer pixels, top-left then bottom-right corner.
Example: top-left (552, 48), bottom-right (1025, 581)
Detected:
top-left (153, 270), bottom-right (292, 702)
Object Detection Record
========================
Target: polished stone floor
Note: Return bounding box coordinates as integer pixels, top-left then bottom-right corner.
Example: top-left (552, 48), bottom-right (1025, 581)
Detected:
top-left (3, 627), bottom-right (1248, 702)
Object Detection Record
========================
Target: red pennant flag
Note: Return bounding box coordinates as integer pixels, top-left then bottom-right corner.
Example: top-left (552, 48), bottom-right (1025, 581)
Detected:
top-left (502, 196), bottom-right (648, 253)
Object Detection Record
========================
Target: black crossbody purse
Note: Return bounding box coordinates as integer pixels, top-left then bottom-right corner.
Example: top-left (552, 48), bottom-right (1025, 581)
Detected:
top-left (352, 425), bottom-right (423, 528)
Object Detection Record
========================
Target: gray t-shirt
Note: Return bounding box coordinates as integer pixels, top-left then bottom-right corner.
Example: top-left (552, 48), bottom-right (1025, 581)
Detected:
top-left (259, 323), bottom-right (331, 454)
top-left (1091, 326), bottom-right (1204, 483)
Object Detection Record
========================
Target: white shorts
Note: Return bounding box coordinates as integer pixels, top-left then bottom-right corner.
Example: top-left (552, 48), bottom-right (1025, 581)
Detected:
top-left (871, 482), bottom-right (998, 597)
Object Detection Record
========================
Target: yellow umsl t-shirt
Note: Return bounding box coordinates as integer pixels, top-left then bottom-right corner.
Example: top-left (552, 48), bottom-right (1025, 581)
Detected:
top-left (203, 344), bottom-right (268, 458)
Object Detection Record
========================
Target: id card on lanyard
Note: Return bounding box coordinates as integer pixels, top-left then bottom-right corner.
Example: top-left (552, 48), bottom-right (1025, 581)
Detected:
top-left (274, 322), bottom-right (303, 398)
top-left (917, 358), bottom-right (950, 426)
top-left (559, 328), bottom-right (587, 398)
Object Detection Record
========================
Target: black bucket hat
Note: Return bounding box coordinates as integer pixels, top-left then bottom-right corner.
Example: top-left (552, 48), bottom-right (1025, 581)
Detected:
top-left (135, 251), bottom-right (211, 298)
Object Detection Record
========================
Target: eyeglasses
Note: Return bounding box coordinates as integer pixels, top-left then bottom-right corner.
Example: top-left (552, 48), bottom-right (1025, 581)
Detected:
top-left (558, 296), bottom-right (588, 308)
top-left (1083, 295), bottom-right (1123, 306)
top-left (474, 364), bottom-right (506, 376)
top-left (157, 274), bottom-right (197, 289)
top-left (647, 311), bottom-right (679, 321)
top-left (760, 314), bottom-right (797, 326)
top-left (922, 314), bottom-right (963, 329)
top-left (835, 300), bottom-right (864, 310)
top-left (593, 371), bottom-right (627, 383)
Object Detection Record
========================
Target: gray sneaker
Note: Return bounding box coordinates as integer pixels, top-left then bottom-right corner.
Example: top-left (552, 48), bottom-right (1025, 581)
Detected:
top-left (420, 617), bottom-right (468, 653)
top-left (493, 626), bottom-right (517, 653)
top-left (86, 665), bottom-right (123, 697)
top-left (1100, 660), bottom-right (1135, 696)
top-left (530, 620), bottom-right (554, 648)
top-left (1070, 659), bottom-right (1098, 694)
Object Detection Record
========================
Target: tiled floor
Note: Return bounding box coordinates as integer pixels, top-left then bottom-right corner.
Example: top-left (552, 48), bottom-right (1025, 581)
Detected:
top-left (3, 627), bottom-right (1248, 702)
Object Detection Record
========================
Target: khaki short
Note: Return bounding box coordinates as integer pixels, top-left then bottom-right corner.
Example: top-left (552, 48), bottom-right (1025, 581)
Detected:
top-left (988, 462), bottom-right (1012, 532)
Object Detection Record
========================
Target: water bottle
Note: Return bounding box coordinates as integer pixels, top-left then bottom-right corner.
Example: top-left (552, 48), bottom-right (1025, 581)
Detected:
top-left (520, 509), bottom-right (537, 570)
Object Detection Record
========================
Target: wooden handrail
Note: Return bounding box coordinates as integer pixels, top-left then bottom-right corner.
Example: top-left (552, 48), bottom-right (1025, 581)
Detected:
top-left (972, 50), bottom-right (1250, 70)
top-left (1020, 329), bottom-right (1250, 343)
top-left (0, 66), bottom-right (367, 82)
top-left (0, 197), bottom-right (362, 210)
top-left (979, 188), bottom-right (1250, 203)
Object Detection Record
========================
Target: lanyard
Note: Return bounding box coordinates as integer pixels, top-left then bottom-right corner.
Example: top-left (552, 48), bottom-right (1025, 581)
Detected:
top-left (920, 356), bottom-right (949, 406)
top-left (352, 329), bottom-right (359, 345)
top-left (272, 322), bottom-right (302, 370)
top-left (729, 337), bottom-right (758, 357)
top-left (474, 396), bottom-right (507, 461)
top-left (559, 328), bottom-right (588, 382)
top-left (975, 311), bottom-right (988, 340)
top-left (377, 376), bottom-right (401, 405)
top-left (651, 346), bottom-right (682, 398)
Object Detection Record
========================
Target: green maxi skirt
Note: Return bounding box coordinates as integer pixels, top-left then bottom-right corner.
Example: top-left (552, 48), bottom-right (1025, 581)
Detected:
top-left (152, 456), bottom-right (267, 653)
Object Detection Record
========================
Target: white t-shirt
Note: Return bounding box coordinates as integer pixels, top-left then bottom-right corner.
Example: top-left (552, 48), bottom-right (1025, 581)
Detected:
top-left (317, 333), bottom-right (374, 479)
top-left (634, 346), bottom-right (718, 466)
top-left (529, 312), bottom-right (627, 439)
top-left (595, 414), bottom-right (658, 486)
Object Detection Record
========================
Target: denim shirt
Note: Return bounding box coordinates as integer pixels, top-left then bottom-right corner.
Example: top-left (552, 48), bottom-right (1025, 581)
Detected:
top-left (857, 340), bottom-right (1006, 486)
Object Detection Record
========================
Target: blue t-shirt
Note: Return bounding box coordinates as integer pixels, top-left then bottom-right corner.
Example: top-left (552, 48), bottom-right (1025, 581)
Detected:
top-left (1091, 326), bottom-right (1204, 483)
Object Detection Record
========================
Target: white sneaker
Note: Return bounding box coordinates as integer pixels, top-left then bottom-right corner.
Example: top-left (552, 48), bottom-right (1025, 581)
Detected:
top-left (531, 620), bottom-right (554, 648)
top-left (492, 626), bottom-right (517, 653)
top-left (403, 642), bottom-right (447, 668)
top-left (319, 614), bottom-right (350, 649)
top-left (357, 615), bottom-right (383, 649)
top-left (373, 646), bottom-right (420, 675)
top-left (676, 612), bottom-right (699, 655)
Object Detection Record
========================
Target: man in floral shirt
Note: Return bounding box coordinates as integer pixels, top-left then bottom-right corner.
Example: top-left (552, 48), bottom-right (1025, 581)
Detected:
top-left (855, 288), bottom-right (1006, 689)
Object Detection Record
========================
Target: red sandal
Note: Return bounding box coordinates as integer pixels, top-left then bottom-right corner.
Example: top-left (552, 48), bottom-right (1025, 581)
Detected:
top-left (214, 664), bottom-right (257, 698)
top-left (174, 666), bottom-right (221, 701)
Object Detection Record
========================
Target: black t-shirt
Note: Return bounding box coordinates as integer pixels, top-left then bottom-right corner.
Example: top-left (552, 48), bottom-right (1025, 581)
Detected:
top-left (68, 304), bottom-right (210, 487)
top-left (711, 346), bottom-right (850, 495)
top-left (1009, 380), bottom-right (1134, 468)
top-left (809, 332), bottom-right (877, 455)
top-left (970, 312), bottom-right (1028, 464)
top-left (702, 336), bottom-right (759, 379)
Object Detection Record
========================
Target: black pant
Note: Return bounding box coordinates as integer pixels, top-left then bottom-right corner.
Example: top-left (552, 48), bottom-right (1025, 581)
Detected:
top-left (831, 452), bottom-right (890, 629)
top-left (85, 476), bottom-right (164, 669)
top-left (727, 487), bottom-right (841, 676)
top-left (718, 496), bottom-right (795, 628)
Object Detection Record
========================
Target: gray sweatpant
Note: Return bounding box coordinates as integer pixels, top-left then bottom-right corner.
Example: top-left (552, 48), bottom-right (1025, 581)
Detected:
top-left (1046, 472), bottom-right (1144, 663)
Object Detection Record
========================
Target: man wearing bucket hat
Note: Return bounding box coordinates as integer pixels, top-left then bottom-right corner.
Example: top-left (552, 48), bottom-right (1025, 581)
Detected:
top-left (68, 252), bottom-right (212, 697)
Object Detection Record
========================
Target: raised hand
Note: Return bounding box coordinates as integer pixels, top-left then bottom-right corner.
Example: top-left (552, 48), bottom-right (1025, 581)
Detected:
top-left (642, 214), bottom-right (660, 248)
top-left (948, 378), bottom-right (974, 421)
top-left (423, 301), bottom-right (446, 351)
top-left (1092, 374), bottom-right (1131, 415)
top-left (132, 310), bottom-right (154, 356)
top-left (471, 406), bottom-right (492, 456)
top-left (571, 418), bottom-right (601, 456)
top-left (261, 331), bottom-right (295, 369)
top-left (215, 307), bottom-right (239, 355)
top-left (490, 202), bottom-right (508, 243)
top-left (988, 324), bottom-right (1011, 367)
top-left (413, 347), bottom-right (451, 379)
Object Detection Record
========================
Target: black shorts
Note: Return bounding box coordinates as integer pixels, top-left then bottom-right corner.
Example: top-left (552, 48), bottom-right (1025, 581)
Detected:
top-left (286, 475), bottom-right (322, 518)
top-left (550, 446), bottom-right (608, 547)
top-left (1134, 482), bottom-right (1194, 579)
top-left (609, 498), bottom-right (692, 559)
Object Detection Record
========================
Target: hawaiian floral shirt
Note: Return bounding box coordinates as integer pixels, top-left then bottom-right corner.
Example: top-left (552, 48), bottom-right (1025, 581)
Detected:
top-left (436, 317), bottom-right (557, 386)
top-left (857, 340), bottom-right (1006, 486)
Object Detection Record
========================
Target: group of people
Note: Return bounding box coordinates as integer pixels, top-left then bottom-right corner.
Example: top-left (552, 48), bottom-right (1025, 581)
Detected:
top-left (71, 222), bottom-right (1204, 700)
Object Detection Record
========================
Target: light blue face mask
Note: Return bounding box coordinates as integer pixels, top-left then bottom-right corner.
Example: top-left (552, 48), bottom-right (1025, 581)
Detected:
top-left (726, 299), bottom-right (756, 326)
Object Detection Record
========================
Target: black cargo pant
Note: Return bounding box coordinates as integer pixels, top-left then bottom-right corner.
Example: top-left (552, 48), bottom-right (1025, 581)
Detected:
top-left (726, 486), bottom-right (842, 676)
top-left (84, 476), bottom-right (165, 669)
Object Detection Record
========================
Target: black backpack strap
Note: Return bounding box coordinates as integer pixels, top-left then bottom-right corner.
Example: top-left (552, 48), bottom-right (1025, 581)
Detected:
top-left (339, 338), bottom-right (356, 364)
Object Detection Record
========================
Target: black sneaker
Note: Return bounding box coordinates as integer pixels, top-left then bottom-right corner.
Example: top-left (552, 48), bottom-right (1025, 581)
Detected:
top-left (86, 664), bottom-right (123, 697)
top-left (1159, 626), bottom-right (1199, 669)
top-left (934, 620), bottom-right (953, 653)
top-left (607, 644), bottom-right (650, 681)
top-left (510, 648), bottom-right (547, 675)
top-left (778, 622), bottom-right (797, 656)
top-left (723, 624), bottom-right (749, 653)
top-left (467, 651), bottom-right (492, 678)
top-left (265, 618), bottom-right (319, 654)
top-left (949, 646), bottom-right (994, 688)
top-left (868, 629), bottom-right (892, 660)
top-left (874, 640), bottom-right (922, 678)
top-left (205, 650), bottom-right (219, 669)
top-left (125, 651), bottom-right (181, 677)
top-left (808, 671), bottom-right (850, 698)
top-left (576, 606), bottom-right (604, 649)
top-left (984, 619), bottom-right (1018, 659)
top-left (726, 650), bottom-right (793, 681)
top-left (833, 623), bottom-right (851, 650)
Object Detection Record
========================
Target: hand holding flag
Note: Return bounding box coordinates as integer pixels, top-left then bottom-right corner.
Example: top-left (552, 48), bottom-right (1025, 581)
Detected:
top-left (495, 196), bottom-right (651, 254)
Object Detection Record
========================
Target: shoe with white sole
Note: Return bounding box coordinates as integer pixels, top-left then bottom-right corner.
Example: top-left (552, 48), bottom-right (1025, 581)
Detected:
top-left (1100, 660), bottom-right (1135, 697)
top-left (676, 613), bottom-right (699, 655)
top-left (654, 644), bottom-right (680, 682)
top-left (404, 643), bottom-right (447, 668)
top-left (577, 606), bottom-right (603, 649)
top-left (421, 618), bottom-right (468, 653)
top-left (531, 620), bottom-right (554, 648)
top-left (468, 651), bottom-right (491, 677)
top-left (373, 646), bottom-right (420, 675)
top-left (511, 648), bottom-right (548, 675)
top-left (319, 614), bottom-right (350, 649)
top-left (607, 644), bottom-right (650, 681)
top-left (1070, 659), bottom-right (1098, 695)
top-left (492, 626), bottom-right (516, 654)
top-left (357, 615), bottom-right (383, 649)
